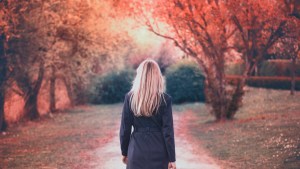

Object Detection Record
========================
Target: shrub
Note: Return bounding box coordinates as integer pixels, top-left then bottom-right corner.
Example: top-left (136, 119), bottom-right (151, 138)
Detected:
top-left (89, 69), bottom-right (135, 104)
top-left (165, 61), bottom-right (205, 103)
top-left (226, 75), bottom-right (300, 90)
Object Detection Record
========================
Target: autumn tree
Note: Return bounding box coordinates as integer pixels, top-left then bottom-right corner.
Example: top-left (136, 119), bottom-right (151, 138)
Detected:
top-left (228, 0), bottom-right (292, 77)
top-left (116, 0), bottom-right (243, 120)
top-left (284, 0), bottom-right (300, 95)
top-left (275, 37), bottom-right (300, 95)
top-left (0, 5), bottom-right (6, 130)
top-left (0, 1), bottom-right (21, 127)
top-left (230, 0), bottom-right (300, 95)
top-left (1, 0), bottom-right (134, 122)
top-left (4, 0), bottom-right (49, 120)
top-left (49, 0), bottom-right (134, 105)
top-left (0, 33), bottom-right (7, 131)
top-left (116, 0), bottom-right (299, 120)
top-left (1, 0), bottom-right (92, 119)
top-left (273, 1), bottom-right (300, 95)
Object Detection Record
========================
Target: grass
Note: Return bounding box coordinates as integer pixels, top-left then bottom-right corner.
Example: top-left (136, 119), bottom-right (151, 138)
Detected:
top-left (0, 104), bottom-right (122, 169)
top-left (173, 87), bottom-right (300, 169)
top-left (0, 88), bottom-right (299, 169)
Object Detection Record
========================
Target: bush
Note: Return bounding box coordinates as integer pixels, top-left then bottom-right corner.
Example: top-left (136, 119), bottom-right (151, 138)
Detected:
top-left (89, 69), bottom-right (135, 104)
top-left (226, 75), bottom-right (300, 90)
top-left (165, 61), bottom-right (205, 103)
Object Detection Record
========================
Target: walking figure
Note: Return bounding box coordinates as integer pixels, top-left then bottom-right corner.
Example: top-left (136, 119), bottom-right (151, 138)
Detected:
top-left (120, 59), bottom-right (176, 169)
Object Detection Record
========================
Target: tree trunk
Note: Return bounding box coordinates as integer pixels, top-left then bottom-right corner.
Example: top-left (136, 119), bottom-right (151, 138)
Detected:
top-left (0, 33), bottom-right (7, 131)
top-left (203, 63), bottom-right (230, 121)
top-left (0, 89), bottom-right (6, 132)
top-left (62, 76), bottom-right (75, 106)
top-left (49, 65), bottom-right (56, 112)
top-left (23, 62), bottom-right (44, 120)
top-left (225, 61), bottom-right (250, 120)
top-left (24, 93), bottom-right (39, 120)
top-left (291, 57), bottom-right (296, 95)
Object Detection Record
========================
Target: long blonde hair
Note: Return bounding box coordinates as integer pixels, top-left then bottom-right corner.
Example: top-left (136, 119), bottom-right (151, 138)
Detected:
top-left (130, 59), bottom-right (165, 117)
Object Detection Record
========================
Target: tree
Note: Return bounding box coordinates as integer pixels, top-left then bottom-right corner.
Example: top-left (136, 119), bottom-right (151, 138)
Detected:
top-left (0, 33), bottom-right (7, 131)
top-left (272, 37), bottom-right (299, 95)
top-left (228, 0), bottom-right (290, 76)
top-left (271, 6), bottom-right (300, 95)
top-left (116, 0), bottom-right (298, 120)
top-left (1, 0), bottom-right (135, 121)
top-left (0, 5), bottom-right (6, 131)
top-left (284, 0), bottom-right (300, 95)
top-left (3, 0), bottom-right (50, 120)
top-left (0, 0), bottom-right (22, 127)
top-left (47, 0), bottom-right (134, 105)
top-left (117, 0), bottom-right (244, 120)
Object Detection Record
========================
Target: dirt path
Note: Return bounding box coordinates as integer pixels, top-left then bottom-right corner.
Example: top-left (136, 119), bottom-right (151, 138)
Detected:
top-left (92, 112), bottom-right (221, 169)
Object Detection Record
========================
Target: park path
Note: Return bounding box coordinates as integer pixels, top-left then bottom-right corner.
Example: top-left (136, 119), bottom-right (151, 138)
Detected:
top-left (92, 112), bottom-right (221, 169)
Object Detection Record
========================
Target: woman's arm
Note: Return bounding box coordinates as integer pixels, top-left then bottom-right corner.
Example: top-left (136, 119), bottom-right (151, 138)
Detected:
top-left (119, 94), bottom-right (133, 157)
top-left (162, 96), bottom-right (176, 162)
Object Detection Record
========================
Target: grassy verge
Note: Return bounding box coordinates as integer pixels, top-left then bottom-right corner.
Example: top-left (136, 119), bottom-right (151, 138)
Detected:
top-left (174, 87), bottom-right (300, 169)
top-left (0, 104), bottom-right (122, 169)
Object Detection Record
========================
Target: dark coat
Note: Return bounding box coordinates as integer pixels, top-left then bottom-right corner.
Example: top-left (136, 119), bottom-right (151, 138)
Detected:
top-left (119, 92), bottom-right (176, 169)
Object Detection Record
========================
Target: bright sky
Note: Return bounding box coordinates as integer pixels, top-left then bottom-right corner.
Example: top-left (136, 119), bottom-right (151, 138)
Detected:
top-left (110, 17), bottom-right (166, 52)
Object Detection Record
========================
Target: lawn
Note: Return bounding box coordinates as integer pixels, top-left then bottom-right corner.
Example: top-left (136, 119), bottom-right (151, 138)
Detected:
top-left (0, 104), bottom-right (122, 169)
top-left (173, 87), bottom-right (300, 169)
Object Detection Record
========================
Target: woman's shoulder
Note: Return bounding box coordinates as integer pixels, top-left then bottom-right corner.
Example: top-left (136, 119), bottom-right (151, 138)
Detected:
top-left (163, 92), bottom-right (172, 100)
top-left (162, 92), bottom-right (172, 105)
top-left (123, 92), bottom-right (132, 103)
top-left (125, 91), bottom-right (132, 98)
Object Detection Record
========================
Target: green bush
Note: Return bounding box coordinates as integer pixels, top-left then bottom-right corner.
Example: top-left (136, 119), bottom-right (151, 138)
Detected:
top-left (165, 61), bottom-right (205, 103)
top-left (226, 75), bottom-right (300, 90)
top-left (89, 69), bottom-right (135, 104)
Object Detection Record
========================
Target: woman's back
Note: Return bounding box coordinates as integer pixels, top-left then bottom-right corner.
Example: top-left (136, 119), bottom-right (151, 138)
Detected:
top-left (130, 92), bottom-right (170, 129)
top-left (119, 59), bottom-right (176, 169)
top-left (120, 92), bottom-right (175, 169)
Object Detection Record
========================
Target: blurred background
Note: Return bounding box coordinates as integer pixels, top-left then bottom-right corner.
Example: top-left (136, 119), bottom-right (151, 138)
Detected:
top-left (0, 0), bottom-right (299, 169)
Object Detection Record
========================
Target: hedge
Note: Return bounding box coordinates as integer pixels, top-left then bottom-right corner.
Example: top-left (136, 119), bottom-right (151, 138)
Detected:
top-left (225, 60), bottom-right (300, 77)
top-left (165, 61), bottom-right (205, 103)
top-left (226, 75), bottom-right (300, 90)
top-left (258, 60), bottom-right (300, 77)
top-left (89, 69), bottom-right (135, 104)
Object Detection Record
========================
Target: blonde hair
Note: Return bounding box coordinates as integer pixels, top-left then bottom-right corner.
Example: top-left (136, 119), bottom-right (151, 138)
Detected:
top-left (130, 59), bottom-right (165, 117)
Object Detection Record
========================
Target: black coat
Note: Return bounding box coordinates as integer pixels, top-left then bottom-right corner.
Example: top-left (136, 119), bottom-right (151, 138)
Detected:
top-left (119, 92), bottom-right (176, 169)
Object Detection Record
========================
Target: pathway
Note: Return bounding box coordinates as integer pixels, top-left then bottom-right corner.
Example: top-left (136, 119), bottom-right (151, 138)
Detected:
top-left (92, 113), bottom-right (221, 169)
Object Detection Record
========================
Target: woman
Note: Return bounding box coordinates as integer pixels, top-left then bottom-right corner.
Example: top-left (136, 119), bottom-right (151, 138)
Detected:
top-left (119, 59), bottom-right (176, 169)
